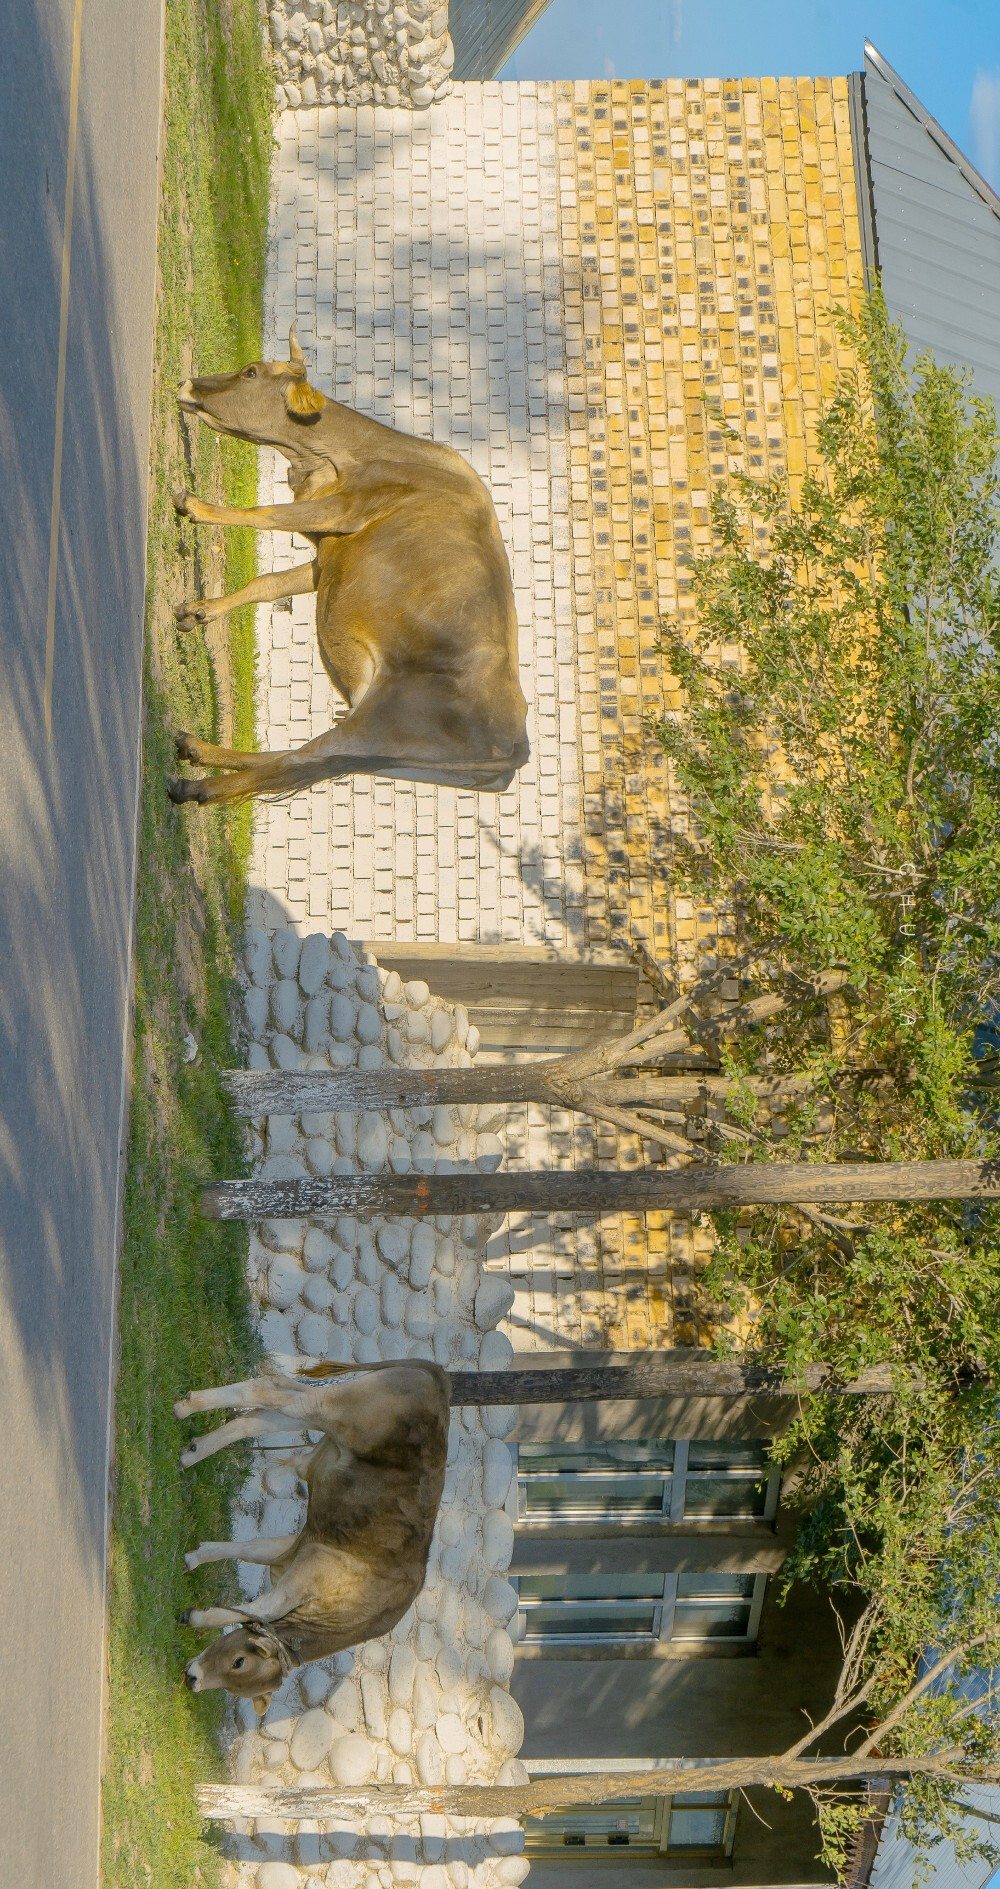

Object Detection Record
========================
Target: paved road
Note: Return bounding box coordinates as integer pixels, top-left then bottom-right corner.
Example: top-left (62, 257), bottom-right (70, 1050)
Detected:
top-left (0, 0), bottom-right (163, 1880)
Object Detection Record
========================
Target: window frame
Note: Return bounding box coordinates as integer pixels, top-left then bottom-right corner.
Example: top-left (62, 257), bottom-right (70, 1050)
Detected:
top-left (516, 1569), bottom-right (768, 1648)
top-left (516, 1435), bottom-right (780, 1528)
top-left (522, 1759), bottom-right (739, 1860)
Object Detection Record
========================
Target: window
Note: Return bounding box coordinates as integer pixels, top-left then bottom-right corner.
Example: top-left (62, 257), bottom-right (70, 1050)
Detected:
top-left (522, 1771), bottom-right (737, 1859)
top-left (516, 1570), bottom-right (766, 1647)
top-left (517, 1436), bottom-right (777, 1525)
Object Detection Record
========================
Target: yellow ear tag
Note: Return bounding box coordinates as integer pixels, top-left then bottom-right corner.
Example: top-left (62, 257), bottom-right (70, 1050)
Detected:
top-left (285, 377), bottom-right (325, 417)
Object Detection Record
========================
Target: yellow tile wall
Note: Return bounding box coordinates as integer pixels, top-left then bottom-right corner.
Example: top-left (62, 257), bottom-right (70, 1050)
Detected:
top-left (537, 76), bottom-right (863, 1349)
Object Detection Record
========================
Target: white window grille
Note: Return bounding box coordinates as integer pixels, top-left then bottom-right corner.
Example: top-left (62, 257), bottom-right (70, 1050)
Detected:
top-left (516, 1569), bottom-right (767, 1647)
top-left (516, 1436), bottom-right (779, 1526)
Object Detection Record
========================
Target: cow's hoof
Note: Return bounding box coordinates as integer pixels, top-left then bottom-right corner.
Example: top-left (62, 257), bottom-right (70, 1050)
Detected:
top-left (172, 487), bottom-right (192, 517)
top-left (184, 1549), bottom-right (200, 1572)
top-left (167, 774), bottom-right (200, 805)
top-left (173, 601), bottom-right (205, 630)
top-left (174, 730), bottom-right (201, 762)
top-left (178, 1608), bottom-right (192, 1627)
top-left (173, 1394), bottom-right (194, 1419)
top-left (179, 1442), bottom-right (199, 1467)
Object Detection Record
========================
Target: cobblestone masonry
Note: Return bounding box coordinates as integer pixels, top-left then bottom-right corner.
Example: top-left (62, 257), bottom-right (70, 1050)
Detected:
top-left (227, 929), bottom-right (528, 1889)
top-left (247, 80), bottom-right (864, 1354)
top-left (268, 1), bottom-right (455, 111)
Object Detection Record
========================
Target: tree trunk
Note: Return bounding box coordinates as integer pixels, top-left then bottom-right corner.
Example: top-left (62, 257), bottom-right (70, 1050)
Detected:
top-left (202, 1157), bottom-right (1000, 1222)
top-left (197, 1754), bottom-right (1000, 1823)
top-left (221, 1064), bottom-right (559, 1114)
top-left (446, 1356), bottom-right (896, 1402)
top-left (219, 1064), bottom-right (750, 1116)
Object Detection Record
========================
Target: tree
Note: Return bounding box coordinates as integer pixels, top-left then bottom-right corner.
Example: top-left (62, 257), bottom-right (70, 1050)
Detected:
top-left (645, 294), bottom-right (1000, 1874)
top-left (652, 292), bottom-right (1000, 1393)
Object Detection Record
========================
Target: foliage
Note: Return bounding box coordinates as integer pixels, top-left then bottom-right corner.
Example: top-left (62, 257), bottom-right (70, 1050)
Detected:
top-left (101, 1), bottom-right (270, 1883)
top-left (655, 292), bottom-right (1000, 1390)
top-left (652, 294), bottom-right (1000, 1876)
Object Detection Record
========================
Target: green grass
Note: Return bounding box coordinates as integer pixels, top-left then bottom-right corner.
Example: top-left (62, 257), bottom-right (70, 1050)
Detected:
top-left (102, 2), bottom-right (273, 1882)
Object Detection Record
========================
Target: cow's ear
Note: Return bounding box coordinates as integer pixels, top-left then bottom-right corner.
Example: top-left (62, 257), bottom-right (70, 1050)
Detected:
top-left (285, 377), bottom-right (325, 419)
top-left (253, 1692), bottom-right (273, 1717)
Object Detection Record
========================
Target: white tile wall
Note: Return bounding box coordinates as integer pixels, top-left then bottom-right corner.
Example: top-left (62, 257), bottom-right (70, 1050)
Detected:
top-left (249, 87), bottom-right (584, 952)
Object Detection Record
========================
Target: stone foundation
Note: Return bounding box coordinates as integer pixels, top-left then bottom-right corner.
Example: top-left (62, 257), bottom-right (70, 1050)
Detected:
top-left (269, 1), bottom-right (454, 110)
top-left (224, 926), bottom-right (527, 1886)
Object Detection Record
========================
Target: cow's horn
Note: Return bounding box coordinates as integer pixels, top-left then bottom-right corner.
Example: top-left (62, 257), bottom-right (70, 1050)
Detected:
top-left (288, 321), bottom-right (307, 377)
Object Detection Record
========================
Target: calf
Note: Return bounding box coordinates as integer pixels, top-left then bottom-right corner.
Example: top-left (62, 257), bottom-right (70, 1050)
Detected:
top-left (169, 325), bottom-right (529, 805)
top-left (176, 1360), bottom-right (449, 1714)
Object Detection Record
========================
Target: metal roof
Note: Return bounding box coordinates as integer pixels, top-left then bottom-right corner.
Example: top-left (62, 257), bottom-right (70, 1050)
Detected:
top-left (854, 42), bottom-right (1000, 416)
top-left (447, 0), bottom-right (554, 80)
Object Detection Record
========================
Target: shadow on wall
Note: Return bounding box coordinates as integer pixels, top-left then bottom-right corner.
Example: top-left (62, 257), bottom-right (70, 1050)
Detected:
top-left (0, 0), bottom-right (149, 1568)
top-left (222, 1825), bottom-right (526, 1870)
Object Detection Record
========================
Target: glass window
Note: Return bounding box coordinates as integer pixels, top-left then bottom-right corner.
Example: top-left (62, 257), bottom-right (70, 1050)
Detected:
top-left (520, 1443), bottom-right (677, 1474)
top-left (668, 1791), bottom-right (734, 1851)
top-left (516, 1570), bottom-right (765, 1646)
top-left (517, 1436), bottom-right (775, 1526)
top-left (520, 1574), bottom-right (666, 1601)
top-left (518, 1440), bottom-right (676, 1522)
top-left (673, 1571), bottom-right (756, 1640)
top-left (519, 1572), bottom-right (666, 1643)
top-left (684, 1441), bottom-right (769, 1519)
top-left (524, 1784), bottom-right (737, 1857)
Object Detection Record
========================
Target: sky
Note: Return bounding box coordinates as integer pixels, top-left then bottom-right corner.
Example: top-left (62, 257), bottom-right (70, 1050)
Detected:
top-left (500, 0), bottom-right (1000, 192)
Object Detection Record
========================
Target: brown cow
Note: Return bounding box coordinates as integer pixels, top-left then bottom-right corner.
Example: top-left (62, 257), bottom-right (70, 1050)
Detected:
top-left (168, 325), bottom-right (529, 805)
top-left (176, 1360), bottom-right (449, 1715)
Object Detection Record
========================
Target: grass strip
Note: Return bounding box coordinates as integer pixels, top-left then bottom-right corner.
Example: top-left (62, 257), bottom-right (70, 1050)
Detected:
top-left (102, 2), bottom-right (272, 1882)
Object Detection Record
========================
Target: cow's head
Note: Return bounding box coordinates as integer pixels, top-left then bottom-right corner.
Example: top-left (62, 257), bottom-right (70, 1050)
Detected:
top-left (184, 1624), bottom-right (298, 1717)
top-left (178, 323), bottom-right (325, 443)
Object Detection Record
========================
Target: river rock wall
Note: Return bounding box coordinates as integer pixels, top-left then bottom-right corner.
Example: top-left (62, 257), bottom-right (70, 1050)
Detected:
top-left (268, 2), bottom-right (454, 109)
top-left (226, 924), bottom-right (529, 1888)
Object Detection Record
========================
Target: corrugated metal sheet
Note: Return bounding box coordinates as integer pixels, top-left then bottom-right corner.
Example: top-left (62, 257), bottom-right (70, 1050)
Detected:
top-left (448, 0), bottom-right (553, 80)
top-left (861, 42), bottom-right (1000, 414)
top-left (870, 1789), bottom-right (1000, 1889)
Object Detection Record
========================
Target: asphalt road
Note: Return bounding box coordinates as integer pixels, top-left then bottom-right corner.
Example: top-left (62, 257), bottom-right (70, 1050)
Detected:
top-left (0, 0), bottom-right (163, 1880)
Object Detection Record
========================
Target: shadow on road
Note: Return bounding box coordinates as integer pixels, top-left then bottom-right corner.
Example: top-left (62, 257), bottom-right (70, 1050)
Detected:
top-left (0, 0), bottom-right (151, 1591)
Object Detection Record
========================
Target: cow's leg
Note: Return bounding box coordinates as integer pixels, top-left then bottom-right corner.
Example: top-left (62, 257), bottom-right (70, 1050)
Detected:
top-left (235, 1561), bottom-right (318, 1624)
top-left (175, 1372), bottom-right (304, 1418)
top-left (184, 1533), bottom-right (300, 1571)
top-left (181, 1605), bottom-right (250, 1630)
top-left (180, 1412), bottom-right (300, 1468)
top-left (173, 733), bottom-right (264, 769)
top-left (168, 679), bottom-right (522, 806)
top-left (175, 558), bottom-right (317, 631)
top-left (173, 490), bottom-right (377, 536)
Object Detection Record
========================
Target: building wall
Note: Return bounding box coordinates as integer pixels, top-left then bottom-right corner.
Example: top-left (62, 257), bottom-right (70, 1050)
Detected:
top-left (251, 76), bottom-right (863, 1348)
top-left (505, 1387), bottom-right (839, 1885)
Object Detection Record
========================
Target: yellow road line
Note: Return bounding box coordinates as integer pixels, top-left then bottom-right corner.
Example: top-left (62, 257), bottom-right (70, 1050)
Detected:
top-left (43, 0), bottom-right (86, 740)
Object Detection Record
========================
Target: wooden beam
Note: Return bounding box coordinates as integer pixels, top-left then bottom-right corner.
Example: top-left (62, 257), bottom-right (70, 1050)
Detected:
top-left (446, 1357), bottom-right (896, 1402)
top-left (202, 1157), bottom-right (1000, 1221)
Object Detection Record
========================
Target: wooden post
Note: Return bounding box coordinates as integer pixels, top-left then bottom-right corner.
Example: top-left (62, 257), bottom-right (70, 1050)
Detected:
top-left (202, 1157), bottom-right (1000, 1222)
top-left (447, 1356), bottom-right (896, 1402)
top-left (221, 1064), bottom-right (558, 1113)
top-left (220, 1067), bottom-right (807, 1115)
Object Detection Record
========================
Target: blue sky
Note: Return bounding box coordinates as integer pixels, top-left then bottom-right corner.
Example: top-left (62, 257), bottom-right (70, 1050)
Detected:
top-left (501, 1), bottom-right (1000, 191)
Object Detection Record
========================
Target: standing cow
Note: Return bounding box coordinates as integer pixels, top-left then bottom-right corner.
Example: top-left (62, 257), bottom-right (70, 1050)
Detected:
top-left (169, 325), bottom-right (529, 805)
top-left (176, 1360), bottom-right (450, 1715)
